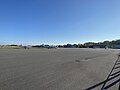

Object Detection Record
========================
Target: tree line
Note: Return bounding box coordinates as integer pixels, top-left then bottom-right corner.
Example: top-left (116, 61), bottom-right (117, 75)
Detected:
top-left (1, 39), bottom-right (120, 49)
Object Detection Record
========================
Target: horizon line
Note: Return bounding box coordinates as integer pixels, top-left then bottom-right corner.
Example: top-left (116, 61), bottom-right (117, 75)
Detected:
top-left (0, 39), bottom-right (119, 45)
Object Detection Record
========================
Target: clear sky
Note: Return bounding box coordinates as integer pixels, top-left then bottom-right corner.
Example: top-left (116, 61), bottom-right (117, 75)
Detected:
top-left (0, 0), bottom-right (120, 45)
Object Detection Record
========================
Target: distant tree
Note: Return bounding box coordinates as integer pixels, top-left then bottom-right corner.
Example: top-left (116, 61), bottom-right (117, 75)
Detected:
top-left (63, 44), bottom-right (72, 48)
top-left (103, 41), bottom-right (110, 45)
top-left (84, 42), bottom-right (95, 48)
top-left (32, 45), bottom-right (42, 48)
top-left (9, 44), bottom-right (18, 46)
top-left (73, 44), bottom-right (78, 48)
top-left (58, 45), bottom-right (64, 48)
top-left (78, 44), bottom-right (86, 48)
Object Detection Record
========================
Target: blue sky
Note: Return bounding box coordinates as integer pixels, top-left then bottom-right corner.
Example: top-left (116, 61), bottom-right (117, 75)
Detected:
top-left (0, 0), bottom-right (120, 45)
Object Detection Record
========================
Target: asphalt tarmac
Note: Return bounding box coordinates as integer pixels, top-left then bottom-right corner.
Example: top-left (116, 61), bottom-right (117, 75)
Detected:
top-left (0, 48), bottom-right (119, 90)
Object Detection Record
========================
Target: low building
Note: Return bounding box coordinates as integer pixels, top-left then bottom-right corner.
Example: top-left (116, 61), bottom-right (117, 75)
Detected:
top-left (93, 45), bottom-right (106, 48)
top-left (112, 44), bottom-right (120, 49)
